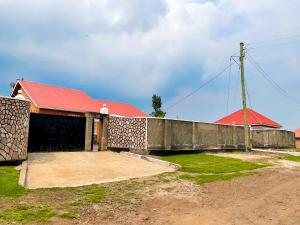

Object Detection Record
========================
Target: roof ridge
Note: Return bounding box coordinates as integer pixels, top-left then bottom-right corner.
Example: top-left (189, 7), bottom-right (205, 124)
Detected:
top-left (20, 79), bottom-right (90, 96)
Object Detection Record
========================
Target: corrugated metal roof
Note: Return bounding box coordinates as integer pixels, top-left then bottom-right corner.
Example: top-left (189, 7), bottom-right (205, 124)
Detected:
top-left (215, 108), bottom-right (282, 128)
top-left (18, 80), bottom-right (148, 117)
top-left (294, 128), bottom-right (300, 138)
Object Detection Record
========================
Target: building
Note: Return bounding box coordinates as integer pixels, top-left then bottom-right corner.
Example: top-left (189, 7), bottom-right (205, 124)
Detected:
top-left (294, 128), bottom-right (300, 148)
top-left (11, 79), bottom-right (148, 143)
top-left (215, 108), bottom-right (282, 129)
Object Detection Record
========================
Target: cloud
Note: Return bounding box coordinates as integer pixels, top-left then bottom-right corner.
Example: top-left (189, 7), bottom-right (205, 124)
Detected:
top-left (0, 0), bottom-right (299, 128)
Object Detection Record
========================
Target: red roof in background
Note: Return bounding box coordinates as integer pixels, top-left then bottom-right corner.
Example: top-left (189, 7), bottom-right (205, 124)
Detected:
top-left (17, 80), bottom-right (148, 117)
top-left (215, 108), bottom-right (282, 128)
top-left (294, 128), bottom-right (300, 138)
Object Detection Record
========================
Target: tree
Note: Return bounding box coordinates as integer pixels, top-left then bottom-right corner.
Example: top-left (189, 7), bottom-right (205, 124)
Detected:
top-left (10, 82), bottom-right (16, 90)
top-left (150, 94), bottom-right (166, 118)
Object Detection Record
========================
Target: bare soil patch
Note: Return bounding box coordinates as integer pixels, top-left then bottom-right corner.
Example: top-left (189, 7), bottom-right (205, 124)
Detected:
top-left (70, 153), bottom-right (300, 225)
top-left (2, 152), bottom-right (300, 225)
top-left (74, 165), bottom-right (300, 225)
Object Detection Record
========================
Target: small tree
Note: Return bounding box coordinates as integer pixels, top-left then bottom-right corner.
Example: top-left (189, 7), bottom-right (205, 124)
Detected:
top-left (150, 94), bottom-right (166, 118)
top-left (10, 82), bottom-right (16, 90)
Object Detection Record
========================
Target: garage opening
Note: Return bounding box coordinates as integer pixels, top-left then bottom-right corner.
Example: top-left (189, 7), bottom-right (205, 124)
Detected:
top-left (28, 113), bottom-right (86, 152)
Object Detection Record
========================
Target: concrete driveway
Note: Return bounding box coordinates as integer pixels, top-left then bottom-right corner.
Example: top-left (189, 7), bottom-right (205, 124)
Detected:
top-left (22, 151), bottom-right (175, 189)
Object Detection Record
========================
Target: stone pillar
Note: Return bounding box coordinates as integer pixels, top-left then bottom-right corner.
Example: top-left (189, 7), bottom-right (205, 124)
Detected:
top-left (84, 113), bottom-right (93, 151)
top-left (99, 115), bottom-right (108, 151)
top-left (98, 118), bottom-right (103, 151)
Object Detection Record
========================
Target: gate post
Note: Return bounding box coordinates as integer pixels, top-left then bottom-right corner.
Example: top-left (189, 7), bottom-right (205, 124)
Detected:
top-left (85, 112), bottom-right (93, 151)
top-left (98, 115), bottom-right (108, 151)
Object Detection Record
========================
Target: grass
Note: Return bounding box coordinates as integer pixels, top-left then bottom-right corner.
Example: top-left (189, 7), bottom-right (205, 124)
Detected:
top-left (179, 172), bottom-right (250, 185)
top-left (0, 205), bottom-right (55, 223)
top-left (161, 154), bottom-right (267, 174)
top-left (161, 153), bottom-right (268, 185)
top-left (0, 166), bottom-right (27, 198)
top-left (80, 185), bottom-right (109, 203)
top-left (0, 154), bottom-right (269, 223)
top-left (282, 155), bottom-right (300, 162)
top-left (60, 209), bottom-right (78, 219)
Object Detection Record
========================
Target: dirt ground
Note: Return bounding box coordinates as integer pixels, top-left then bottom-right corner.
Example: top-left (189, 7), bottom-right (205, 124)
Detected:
top-left (69, 154), bottom-right (300, 225)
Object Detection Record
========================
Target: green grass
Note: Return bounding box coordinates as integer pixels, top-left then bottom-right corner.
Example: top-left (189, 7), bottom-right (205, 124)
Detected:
top-left (60, 209), bottom-right (78, 219)
top-left (80, 185), bottom-right (108, 203)
top-left (179, 173), bottom-right (250, 185)
top-left (0, 205), bottom-right (55, 223)
top-left (0, 166), bottom-right (27, 198)
top-left (161, 154), bottom-right (267, 174)
top-left (161, 154), bottom-right (267, 185)
top-left (282, 155), bottom-right (300, 162)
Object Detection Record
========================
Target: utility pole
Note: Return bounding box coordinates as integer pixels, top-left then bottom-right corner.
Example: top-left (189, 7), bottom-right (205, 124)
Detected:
top-left (239, 42), bottom-right (250, 151)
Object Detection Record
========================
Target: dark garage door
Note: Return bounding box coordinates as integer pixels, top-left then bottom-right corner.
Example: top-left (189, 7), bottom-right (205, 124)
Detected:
top-left (28, 113), bottom-right (86, 152)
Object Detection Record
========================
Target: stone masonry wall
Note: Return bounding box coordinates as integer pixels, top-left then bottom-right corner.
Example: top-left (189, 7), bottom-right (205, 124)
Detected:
top-left (107, 116), bottom-right (147, 150)
top-left (0, 97), bottom-right (30, 161)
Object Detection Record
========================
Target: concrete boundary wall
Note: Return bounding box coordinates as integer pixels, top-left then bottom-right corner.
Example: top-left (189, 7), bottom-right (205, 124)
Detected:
top-left (107, 116), bottom-right (295, 153)
top-left (251, 129), bottom-right (295, 149)
top-left (146, 118), bottom-right (246, 151)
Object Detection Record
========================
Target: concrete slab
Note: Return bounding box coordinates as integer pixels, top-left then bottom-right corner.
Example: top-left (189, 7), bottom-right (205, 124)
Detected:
top-left (23, 151), bottom-right (175, 189)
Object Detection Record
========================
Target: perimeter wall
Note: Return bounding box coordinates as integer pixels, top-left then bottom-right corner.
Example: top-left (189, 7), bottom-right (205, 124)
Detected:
top-left (107, 116), bottom-right (295, 153)
top-left (0, 97), bottom-right (30, 161)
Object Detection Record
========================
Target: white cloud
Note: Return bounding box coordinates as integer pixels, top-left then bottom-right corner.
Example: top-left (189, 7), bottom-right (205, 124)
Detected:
top-left (0, 0), bottom-right (300, 128)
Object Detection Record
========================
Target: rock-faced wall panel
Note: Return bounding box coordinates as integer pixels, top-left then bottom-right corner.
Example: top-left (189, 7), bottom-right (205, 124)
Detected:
top-left (108, 116), bottom-right (147, 150)
top-left (0, 97), bottom-right (30, 161)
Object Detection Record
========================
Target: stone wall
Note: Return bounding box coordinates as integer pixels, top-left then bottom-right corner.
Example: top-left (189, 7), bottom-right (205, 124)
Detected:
top-left (107, 116), bottom-right (147, 150)
top-left (0, 97), bottom-right (30, 161)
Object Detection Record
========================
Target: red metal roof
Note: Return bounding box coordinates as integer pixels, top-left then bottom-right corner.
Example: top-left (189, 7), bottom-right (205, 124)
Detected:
top-left (294, 128), bottom-right (300, 138)
top-left (215, 108), bottom-right (282, 128)
top-left (17, 80), bottom-right (148, 117)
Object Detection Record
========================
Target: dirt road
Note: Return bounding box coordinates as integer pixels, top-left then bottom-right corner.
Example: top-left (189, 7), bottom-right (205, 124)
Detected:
top-left (74, 162), bottom-right (300, 225)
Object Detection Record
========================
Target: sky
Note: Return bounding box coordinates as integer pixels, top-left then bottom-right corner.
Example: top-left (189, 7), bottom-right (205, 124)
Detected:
top-left (0, 0), bottom-right (300, 130)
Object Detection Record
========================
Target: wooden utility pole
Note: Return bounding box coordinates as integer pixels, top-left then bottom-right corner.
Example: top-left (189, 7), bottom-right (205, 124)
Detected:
top-left (239, 42), bottom-right (250, 151)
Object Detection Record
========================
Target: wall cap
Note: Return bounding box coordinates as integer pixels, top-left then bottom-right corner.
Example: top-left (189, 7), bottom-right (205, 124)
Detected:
top-left (0, 95), bottom-right (31, 102)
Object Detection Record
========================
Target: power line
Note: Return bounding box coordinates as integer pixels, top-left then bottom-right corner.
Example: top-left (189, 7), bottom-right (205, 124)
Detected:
top-left (247, 39), bottom-right (300, 51)
top-left (226, 59), bottom-right (232, 114)
top-left (166, 62), bottom-right (235, 110)
top-left (245, 81), bottom-right (253, 110)
top-left (247, 34), bottom-right (300, 46)
top-left (231, 65), bottom-right (241, 111)
top-left (246, 52), bottom-right (300, 106)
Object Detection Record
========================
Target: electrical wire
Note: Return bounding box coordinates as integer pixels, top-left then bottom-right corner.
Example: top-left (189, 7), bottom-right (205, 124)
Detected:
top-left (246, 52), bottom-right (300, 107)
top-left (247, 40), bottom-right (300, 51)
top-left (232, 66), bottom-right (241, 111)
top-left (166, 62), bottom-right (235, 110)
top-left (247, 34), bottom-right (300, 46)
top-left (226, 59), bottom-right (232, 114)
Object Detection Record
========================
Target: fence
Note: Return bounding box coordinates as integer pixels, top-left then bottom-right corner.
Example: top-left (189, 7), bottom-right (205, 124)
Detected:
top-left (0, 96), bottom-right (30, 161)
top-left (251, 129), bottom-right (295, 148)
top-left (107, 116), bottom-right (295, 154)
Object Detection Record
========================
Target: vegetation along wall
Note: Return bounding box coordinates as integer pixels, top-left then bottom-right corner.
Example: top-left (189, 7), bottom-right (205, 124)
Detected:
top-left (0, 97), bottom-right (30, 161)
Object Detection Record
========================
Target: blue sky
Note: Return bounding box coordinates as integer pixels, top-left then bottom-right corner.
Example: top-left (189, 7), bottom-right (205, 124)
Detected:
top-left (0, 0), bottom-right (300, 130)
